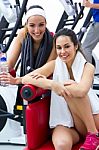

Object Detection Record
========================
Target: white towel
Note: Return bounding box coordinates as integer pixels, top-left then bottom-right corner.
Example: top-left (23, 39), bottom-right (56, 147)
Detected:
top-left (49, 52), bottom-right (99, 128)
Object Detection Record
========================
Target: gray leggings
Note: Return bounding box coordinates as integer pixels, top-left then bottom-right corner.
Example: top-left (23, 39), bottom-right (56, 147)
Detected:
top-left (82, 22), bottom-right (99, 63)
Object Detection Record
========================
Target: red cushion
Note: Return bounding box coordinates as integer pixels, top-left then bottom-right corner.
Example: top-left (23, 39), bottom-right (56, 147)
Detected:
top-left (24, 140), bottom-right (84, 150)
top-left (24, 141), bottom-right (54, 150)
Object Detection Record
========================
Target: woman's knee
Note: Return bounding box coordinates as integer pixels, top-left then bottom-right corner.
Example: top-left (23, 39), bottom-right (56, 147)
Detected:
top-left (52, 126), bottom-right (79, 150)
top-left (52, 136), bottom-right (72, 150)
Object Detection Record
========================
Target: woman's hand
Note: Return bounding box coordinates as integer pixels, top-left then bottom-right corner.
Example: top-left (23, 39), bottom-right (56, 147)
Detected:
top-left (83, 0), bottom-right (91, 8)
top-left (0, 73), bottom-right (17, 85)
top-left (64, 80), bottom-right (76, 86)
top-left (51, 81), bottom-right (72, 100)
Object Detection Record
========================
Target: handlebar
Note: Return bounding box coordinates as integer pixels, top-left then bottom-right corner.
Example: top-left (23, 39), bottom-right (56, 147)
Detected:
top-left (20, 84), bottom-right (47, 102)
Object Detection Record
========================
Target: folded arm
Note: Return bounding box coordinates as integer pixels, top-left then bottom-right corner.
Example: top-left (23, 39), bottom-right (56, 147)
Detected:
top-left (64, 63), bottom-right (95, 98)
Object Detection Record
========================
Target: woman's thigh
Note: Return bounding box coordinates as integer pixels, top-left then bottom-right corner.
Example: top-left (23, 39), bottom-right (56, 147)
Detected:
top-left (93, 114), bottom-right (99, 130)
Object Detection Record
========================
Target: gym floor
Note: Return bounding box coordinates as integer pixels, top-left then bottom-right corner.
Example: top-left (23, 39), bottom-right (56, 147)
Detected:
top-left (0, 144), bottom-right (25, 150)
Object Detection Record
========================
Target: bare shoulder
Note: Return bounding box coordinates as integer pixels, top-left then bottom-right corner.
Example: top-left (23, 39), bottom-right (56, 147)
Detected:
top-left (18, 28), bottom-right (26, 35)
top-left (17, 27), bottom-right (26, 43)
top-left (85, 62), bottom-right (95, 70)
top-left (84, 62), bottom-right (95, 75)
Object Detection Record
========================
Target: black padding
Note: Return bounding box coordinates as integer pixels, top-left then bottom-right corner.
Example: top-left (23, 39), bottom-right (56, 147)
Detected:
top-left (0, 16), bottom-right (9, 43)
top-left (0, 95), bottom-right (7, 131)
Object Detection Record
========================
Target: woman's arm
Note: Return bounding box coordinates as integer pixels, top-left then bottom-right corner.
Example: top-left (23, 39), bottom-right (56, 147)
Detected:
top-left (0, 60), bottom-right (55, 85)
top-left (25, 60), bottom-right (55, 77)
top-left (0, 28), bottom-right (26, 85)
top-left (64, 63), bottom-right (95, 98)
top-left (22, 60), bottom-right (55, 88)
top-left (22, 75), bottom-right (72, 97)
top-left (7, 28), bottom-right (25, 69)
top-left (22, 60), bottom-right (72, 97)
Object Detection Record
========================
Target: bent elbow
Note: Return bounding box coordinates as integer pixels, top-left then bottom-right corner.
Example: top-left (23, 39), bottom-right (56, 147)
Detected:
top-left (77, 89), bottom-right (88, 98)
top-left (74, 84), bottom-right (89, 98)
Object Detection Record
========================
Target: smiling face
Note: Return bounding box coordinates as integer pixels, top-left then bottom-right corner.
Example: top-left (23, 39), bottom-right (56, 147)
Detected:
top-left (56, 35), bottom-right (78, 66)
top-left (27, 15), bottom-right (46, 42)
